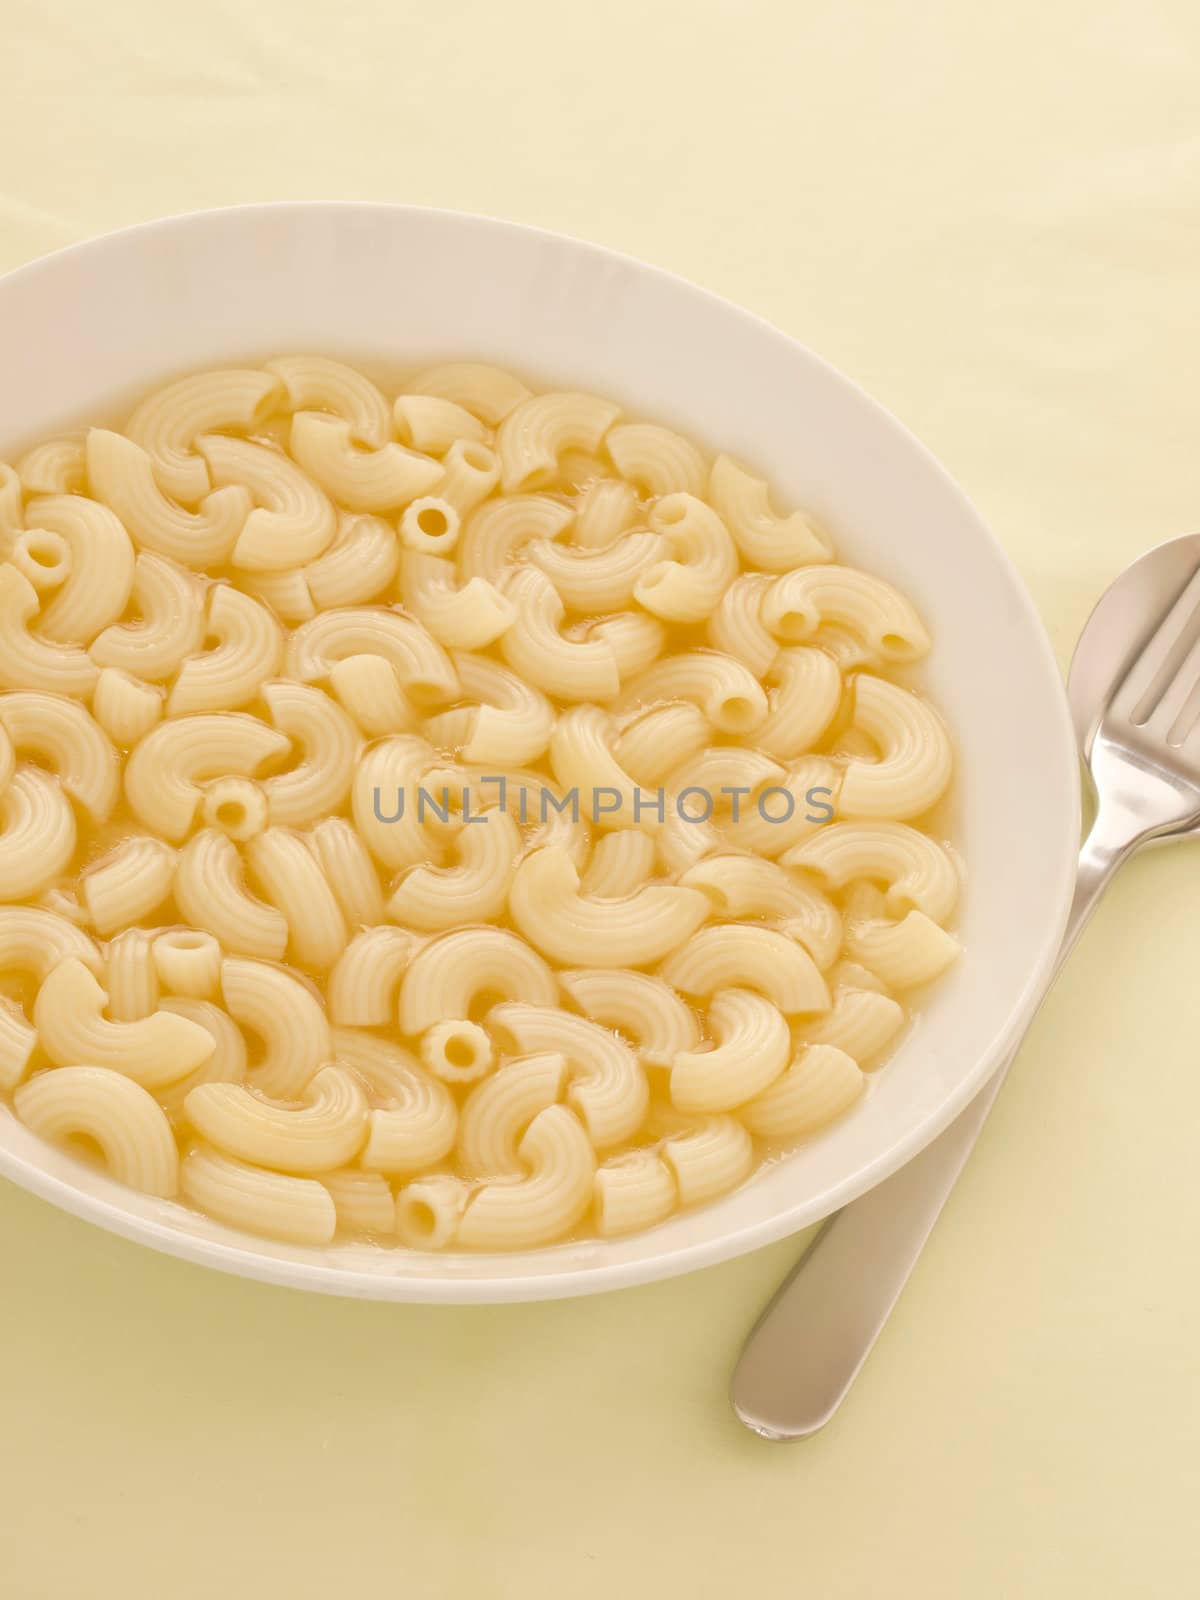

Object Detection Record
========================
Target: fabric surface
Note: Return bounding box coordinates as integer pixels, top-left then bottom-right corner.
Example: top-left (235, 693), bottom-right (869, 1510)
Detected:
top-left (1, 2), bottom-right (1197, 1595)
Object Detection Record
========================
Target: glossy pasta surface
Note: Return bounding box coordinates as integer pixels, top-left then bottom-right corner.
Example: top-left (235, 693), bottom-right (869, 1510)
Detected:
top-left (0, 358), bottom-right (961, 1251)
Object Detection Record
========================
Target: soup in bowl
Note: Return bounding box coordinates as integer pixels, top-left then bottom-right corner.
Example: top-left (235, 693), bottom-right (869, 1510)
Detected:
top-left (0, 205), bottom-right (1077, 1301)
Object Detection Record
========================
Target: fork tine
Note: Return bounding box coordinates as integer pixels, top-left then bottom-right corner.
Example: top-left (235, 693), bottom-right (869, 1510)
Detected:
top-left (1166, 666), bottom-right (1200, 747)
top-left (1151, 621), bottom-right (1200, 740)
top-left (1112, 563), bottom-right (1200, 724)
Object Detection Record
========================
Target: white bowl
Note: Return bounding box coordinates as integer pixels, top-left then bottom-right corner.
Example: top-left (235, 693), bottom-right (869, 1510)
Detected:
top-left (0, 203), bottom-right (1080, 1302)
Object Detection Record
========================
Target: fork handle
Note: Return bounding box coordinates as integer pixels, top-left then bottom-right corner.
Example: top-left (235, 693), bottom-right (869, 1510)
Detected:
top-left (729, 790), bottom-right (1141, 1440)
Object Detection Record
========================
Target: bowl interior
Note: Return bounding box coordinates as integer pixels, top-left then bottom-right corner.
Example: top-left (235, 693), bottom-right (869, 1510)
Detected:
top-left (0, 204), bottom-right (1080, 1301)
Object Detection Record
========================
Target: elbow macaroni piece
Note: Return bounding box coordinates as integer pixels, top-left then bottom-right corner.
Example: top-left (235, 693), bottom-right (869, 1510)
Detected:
top-left (241, 568), bottom-right (317, 626)
top-left (387, 807), bottom-right (521, 929)
top-left (573, 476), bottom-right (639, 548)
top-left (761, 565), bottom-right (931, 664)
top-left (397, 502), bottom-right (461, 561)
top-left (740, 1044), bottom-right (866, 1139)
top-left (487, 1001), bottom-right (649, 1148)
top-left (0, 905), bottom-right (100, 983)
top-left (15, 437), bottom-right (87, 496)
top-left (613, 702), bottom-right (709, 785)
top-left (437, 439), bottom-right (502, 518)
top-left (104, 928), bottom-right (160, 1021)
top-left (185, 1065), bottom-right (369, 1175)
top-left (15, 1066), bottom-right (179, 1197)
top-left (661, 1114), bottom-right (755, 1208)
top-left (403, 362), bottom-right (532, 426)
top-left (351, 734), bottom-right (442, 870)
top-left (843, 908), bottom-right (962, 990)
top-left (455, 1105), bottom-right (596, 1250)
top-left (606, 423), bottom-right (707, 498)
top-left (456, 1051), bottom-right (568, 1176)
top-left (500, 566), bottom-right (621, 701)
top-left (707, 572), bottom-right (778, 677)
top-left (526, 529), bottom-right (665, 613)
top-left (422, 652), bottom-right (554, 767)
top-left (393, 395), bottom-right (489, 454)
top-left (333, 1028), bottom-right (457, 1174)
top-left (287, 605), bottom-right (458, 703)
top-left (33, 957), bottom-right (215, 1087)
top-left (328, 654), bottom-right (416, 735)
top-left (89, 552), bottom-right (206, 682)
top-left (709, 454), bottom-right (834, 569)
top-left (244, 826), bottom-right (348, 971)
top-left (200, 433), bottom-right (338, 573)
top-left (419, 1019), bottom-right (495, 1084)
top-left (457, 493), bottom-right (575, 583)
top-left (796, 982), bottom-right (906, 1064)
top-left (265, 355), bottom-right (392, 446)
top-left (180, 1144), bottom-right (337, 1245)
top-left (305, 512), bottom-right (399, 609)
top-left (785, 820), bottom-right (960, 924)
top-left (593, 1148), bottom-right (677, 1237)
top-left (80, 836), bottom-right (176, 936)
top-left (755, 647), bottom-right (843, 760)
top-left (451, 760), bottom-right (591, 866)
top-left (0, 768), bottom-right (77, 901)
top-left (0, 356), bottom-right (961, 1254)
top-left (508, 846), bottom-right (710, 968)
top-left (549, 705), bottom-right (655, 830)
top-left (260, 681), bottom-right (361, 827)
top-left (679, 853), bottom-right (842, 969)
top-left (26, 494), bottom-right (136, 645)
top-left (174, 829), bottom-right (288, 961)
top-left (167, 584), bottom-right (284, 716)
top-left (669, 989), bottom-right (791, 1114)
top-left (558, 968), bottom-right (700, 1068)
top-left (321, 1168), bottom-right (395, 1236)
top-left (838, 675), bottom-right (954, 820)
top-left (125, 712), bottom-right (290, 840)
top-left (153, 930), bottom-right (222, 999)
top-left (634, 494), bottom-right (738, 623)
top-left (0, 1002), bottom-right (37, 1092)
top-left (10, 525), bottom-right (72, 592)
top-left (308, 817), bottom-right (386, 929)
top-left (92, 669), bottom-right (164, 747)
top-left (497, 391), bottom-right (621, 492)
top-left (0, 566), bottom-right (98, 697)
top-left (126, 367), bottom-right (284, 500)
top-left (580, 830), bottom-right (657, 898)
top-left (328, 926), bottom-right (419, 1027)
top-left (720, 753), bottom-right (842, 860)
top-left (400, 550), bottom-right (515, 648)
top-left (86, 429), bottom-right (250, 569)
top-left (661, 924), bottom-right (830, 1015)
top-left (0, 692), bottom-right (119, 820)
top-left (221, 956), bottom-right (330, 1100)
top-left (397, 927), bottom-right (558, 1034)
top-left (587, 610), bottom-right (665, 680)
top-left (289, 411), bottom-right (444, 513)
top-left (616, 649), bottom-right (768, 734)
top-left (394, 1174), bottom-right (470, 1249)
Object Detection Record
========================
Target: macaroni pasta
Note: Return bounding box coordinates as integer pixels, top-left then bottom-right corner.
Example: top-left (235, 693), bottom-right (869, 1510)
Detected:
top-left (0, 357), bottom-right (961, 1253)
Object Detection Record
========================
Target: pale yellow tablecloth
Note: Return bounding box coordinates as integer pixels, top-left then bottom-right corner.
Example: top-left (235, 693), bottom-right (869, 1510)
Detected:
top-left (2, 3), bottom-right (1198, 1595)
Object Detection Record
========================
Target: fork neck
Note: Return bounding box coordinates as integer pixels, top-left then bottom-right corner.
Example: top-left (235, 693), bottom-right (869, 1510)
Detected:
top-left (1059, 735), bottom-right (1199, 974)
top-left (1060, 822), bottom-right (1135, 974)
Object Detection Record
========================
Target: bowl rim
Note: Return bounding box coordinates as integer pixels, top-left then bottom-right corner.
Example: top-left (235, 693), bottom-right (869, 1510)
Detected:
top-left (0, 200), bottom-right (1081, 1302)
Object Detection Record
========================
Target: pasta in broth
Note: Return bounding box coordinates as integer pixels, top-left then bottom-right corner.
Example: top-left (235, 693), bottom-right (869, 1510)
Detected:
top-left (0, 358), bottom-right (961, 1251)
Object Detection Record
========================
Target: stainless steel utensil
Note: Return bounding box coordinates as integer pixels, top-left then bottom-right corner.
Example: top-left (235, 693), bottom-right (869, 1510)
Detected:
top-left (731, 532), bottom-right (1200, 1439)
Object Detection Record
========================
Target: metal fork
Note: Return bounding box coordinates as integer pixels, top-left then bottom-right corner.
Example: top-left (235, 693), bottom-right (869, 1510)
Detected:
top-left (731, 532), bottom-right (1200, 1439)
